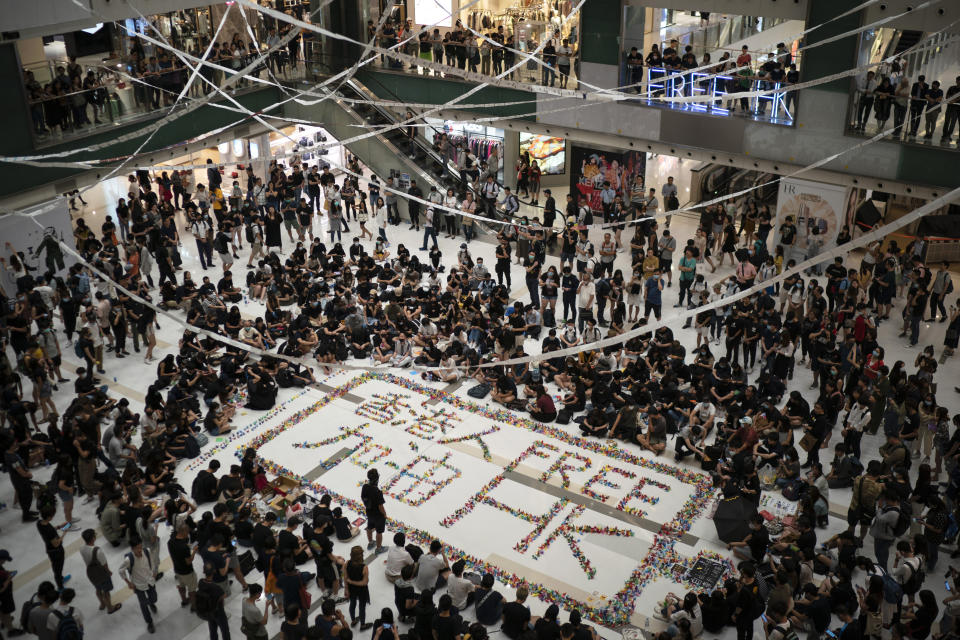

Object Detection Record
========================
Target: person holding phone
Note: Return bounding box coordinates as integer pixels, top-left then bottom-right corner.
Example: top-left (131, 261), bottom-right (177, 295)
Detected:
top-left (371, 608), bottom-right (400, 640)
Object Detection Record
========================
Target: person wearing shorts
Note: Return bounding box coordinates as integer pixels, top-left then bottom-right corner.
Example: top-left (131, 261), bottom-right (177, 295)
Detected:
top-left (360, 468), bottom-right (387, 554)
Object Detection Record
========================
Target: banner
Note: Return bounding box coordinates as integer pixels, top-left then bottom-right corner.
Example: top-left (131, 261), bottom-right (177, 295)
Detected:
top-left (520, 133), bottom-right (566, 175)
top-left (775, 177), bottom-right (850, 257)
top-left (569, 146), bottom-right (646, 215)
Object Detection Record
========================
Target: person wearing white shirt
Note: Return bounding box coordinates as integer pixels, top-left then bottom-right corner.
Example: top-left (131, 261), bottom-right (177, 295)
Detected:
top-left (384, 532), bottom-right (414, 583)
top-left (855, 70), bottom-right (878, 130)
top-left (374, 197), bottom-right (388, 244)
top-left (120, 539), bottom-right (159, 633)
top-left (46, 589), bottom-right (84, 635)
top-left (576, 273), bottom-right (595, 333)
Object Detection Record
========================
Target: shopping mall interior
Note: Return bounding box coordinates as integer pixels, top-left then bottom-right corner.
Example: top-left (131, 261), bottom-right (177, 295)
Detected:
top-left (0, 1), bottom-right (959, 639)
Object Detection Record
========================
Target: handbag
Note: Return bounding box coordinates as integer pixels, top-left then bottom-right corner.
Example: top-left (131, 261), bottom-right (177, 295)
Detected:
top-left (194, 432), bottom-right (209, 447)
top-left (798, 432), bottom-right (818, 452)
top-left (238, 550), bottom-right (256, 576)
top-left (299, 582), bottom-right (312, 610)
top-left (85, 548), bottom-right (111, 585)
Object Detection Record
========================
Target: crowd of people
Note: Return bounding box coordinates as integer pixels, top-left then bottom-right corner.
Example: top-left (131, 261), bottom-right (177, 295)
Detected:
top-left (854, 70), bottom-right (960, 144)
top-left (0, 139), bottom-right (958, 640)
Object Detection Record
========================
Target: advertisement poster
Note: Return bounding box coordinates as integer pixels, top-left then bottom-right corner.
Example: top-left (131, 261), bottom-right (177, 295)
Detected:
top-left (520, 133), bottom-right (566, 175)
top-left (775, 178), bottom-right (850, 251)
top-left (569, 146), bottom-right (646, 214)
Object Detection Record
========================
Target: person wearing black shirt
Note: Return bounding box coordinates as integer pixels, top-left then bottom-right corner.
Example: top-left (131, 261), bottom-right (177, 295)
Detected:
top-left (407, 181), bottom-right (423, 231)
top-left (542, 40), bottom-right (557, 87)
top-left (281, 604), bottom-right (310, 640)
top-left (37, 504), bottom-right (67, 590)
top-left (909, 75), bottom-right (929, 137)
top-left (432, 594), bottom-right (462, 640)
top-left (361, 469), bottom-right (386, 553)
top-left (502, 586), bottom-right (532, 639)
top-left (192, 460), bottom-right (221, 504)
top-left (168, 523), bottom-right (198, 609)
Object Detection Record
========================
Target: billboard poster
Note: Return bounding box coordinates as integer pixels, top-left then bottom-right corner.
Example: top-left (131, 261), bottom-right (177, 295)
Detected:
top-left (775, 178), bottom-right (850, 253)
top-left (519, 133), bottom-right (566, 175)
top-left (569, 146), bottom-right (646, 215)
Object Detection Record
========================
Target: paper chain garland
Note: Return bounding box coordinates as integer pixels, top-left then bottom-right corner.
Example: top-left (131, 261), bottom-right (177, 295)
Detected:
top-left (238, 372), bottom-right (719, 626)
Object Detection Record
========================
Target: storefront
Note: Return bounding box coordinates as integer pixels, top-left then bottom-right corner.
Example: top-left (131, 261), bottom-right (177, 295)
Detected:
top-left (386, 0), bottom-right (579, 47)
top-left (425, 118), bottom-right (504, 177)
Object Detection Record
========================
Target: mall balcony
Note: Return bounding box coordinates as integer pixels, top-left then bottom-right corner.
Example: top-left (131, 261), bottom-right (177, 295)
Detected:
top-left (2, 0), bottom-right (960, 204)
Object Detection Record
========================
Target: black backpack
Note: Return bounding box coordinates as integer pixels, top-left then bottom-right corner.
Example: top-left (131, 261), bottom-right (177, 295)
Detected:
top-left (214, 234), bottom-right (228, 254)
top-left (194, 584), bottom-right (216, 621)
top-left (890, 504), bottom-right (912, 537)
top-left (902, 558), bottom-right (925, 595)
top-left (51, 606), bottom-right (83, 640)
top-left (245, 224), bottom-right (254, 243)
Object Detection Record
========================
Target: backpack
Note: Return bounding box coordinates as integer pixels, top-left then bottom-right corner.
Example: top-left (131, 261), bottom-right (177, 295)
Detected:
top-left (194, 584), bottom-right (216, 621)
top-left (902, 558), bottom-right (925, 595)
top-left (245, 224), bottom-right (254, 243)
top-left (74, 341), bottom-right (85, 360)
top-left (52, 607), bottom-right (83, 640)
top-left (891, 503), bottom-right (911, 537)
top-left (19, 594), bottom-right (40, 631)
top-left (190, 471), bottom-right (209, 503)
top-left (214, 234), bottom-right (228, 253)
top-left (880, 570), bottom-right (903, 603)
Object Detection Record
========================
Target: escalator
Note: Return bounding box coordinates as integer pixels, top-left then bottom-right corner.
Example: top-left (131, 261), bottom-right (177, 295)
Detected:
top-left (338, 76), bottom-right (475, 196)
top-left (894, 30), bottom-right (924, 56)
top-left (690, 163), bottom-right (779, 209)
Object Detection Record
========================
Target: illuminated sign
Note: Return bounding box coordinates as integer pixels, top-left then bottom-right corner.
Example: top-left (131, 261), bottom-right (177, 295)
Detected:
top-left (645, 68), bottom-right (793, 121)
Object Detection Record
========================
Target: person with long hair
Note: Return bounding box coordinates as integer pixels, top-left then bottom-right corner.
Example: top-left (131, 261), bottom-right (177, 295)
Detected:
top-left (345, 545), bottom-right (372, 630)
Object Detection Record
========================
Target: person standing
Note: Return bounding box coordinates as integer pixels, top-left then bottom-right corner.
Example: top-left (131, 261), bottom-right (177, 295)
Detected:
top-left (361, 469), bottom-right (387, 554)
top-left (661, 177), bottom-right (679, 228)
top-left (168, 523), bottom-right (198, 611)
top-left (345, 546), bottom-right (372, 630)
top-left (120, 536), bottom-right (159, 634)
top-left (923, 80), bottom-right (944, 139)
top-left (855, 71), bottom-right (877, 131)
top-left (407, 179), bottom-right (423, 231)
top-left (197, 563), bottom-right (230, 640)
top-left (576, 272), bottom-right (595, 333)
top-left (943, 75), bottom-right (960, 143)
top-left (644, 268), bottom-right (664, 321)
top-left (658, 230), bottom-right (677, 287)
top-left (3, 435), bottom-right (37, 522)
top-left (869, 490), bottom-right (900, 570)
top-left (929, 261), bottom-right (953, 322)
top-left (81, 529), bottom-right (122, 614)
top-left (37, 504), bottom-right (70, 591)
top-left (908, 75), bottom-right (929, 137)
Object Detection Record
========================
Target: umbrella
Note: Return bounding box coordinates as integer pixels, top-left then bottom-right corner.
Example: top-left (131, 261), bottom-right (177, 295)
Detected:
top-left (713, 496), bottom-right (756, 544)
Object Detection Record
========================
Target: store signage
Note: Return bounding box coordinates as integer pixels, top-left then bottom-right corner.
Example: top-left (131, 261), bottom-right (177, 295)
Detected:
top-left (645, 68), bottom-right (793, 121)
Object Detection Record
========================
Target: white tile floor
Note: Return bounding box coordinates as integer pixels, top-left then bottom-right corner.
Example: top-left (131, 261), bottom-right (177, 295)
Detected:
top-left (3, 157), bottom-right (960, 640)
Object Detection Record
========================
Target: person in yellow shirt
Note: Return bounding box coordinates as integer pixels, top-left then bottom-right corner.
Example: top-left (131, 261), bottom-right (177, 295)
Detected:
top-left (642, 247), bottom-right (660, 279)
top-left (211, 186), bottom-right (225, 220)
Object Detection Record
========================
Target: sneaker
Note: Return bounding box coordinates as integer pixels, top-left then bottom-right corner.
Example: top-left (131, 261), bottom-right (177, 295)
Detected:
top-left (148, 623), bottom-right (156, 634)
top-left (375, 546), bottom-right (387, 555)
top-left (366, 541), bottom-right (376, 550)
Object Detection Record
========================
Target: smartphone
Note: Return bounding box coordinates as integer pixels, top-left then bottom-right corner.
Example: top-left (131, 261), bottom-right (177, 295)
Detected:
top-left (760, 614), bottom-right (767, 623)
top-left (947, 581), bottom-right (952, 592)
top-left (383, 624), bottom-right (392, 630)
top-left (825, 631), bottom-right (837, 638)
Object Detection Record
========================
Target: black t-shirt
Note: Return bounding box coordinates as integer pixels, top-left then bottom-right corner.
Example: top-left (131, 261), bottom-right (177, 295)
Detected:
top-left (432, 614), bottom-right (461, 640)
top-left (277, 529), bottom-right (300, 556)
top-left (168, 537), bottom-right (194, 575)
top-left (501, 602), bottom-right (531, 639)
top-left (534, 618), bottom-right (561, 640)
top-left (281, 619), bottom-right (310, 640)
top-left (38, 521), bottom-right (59, 552)
top-left (361, 482), bottom-right (385, 520)
top-left (200, 547), bottom-right (228, 583)
top-left (747, 526), bottom-right (770, 559)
